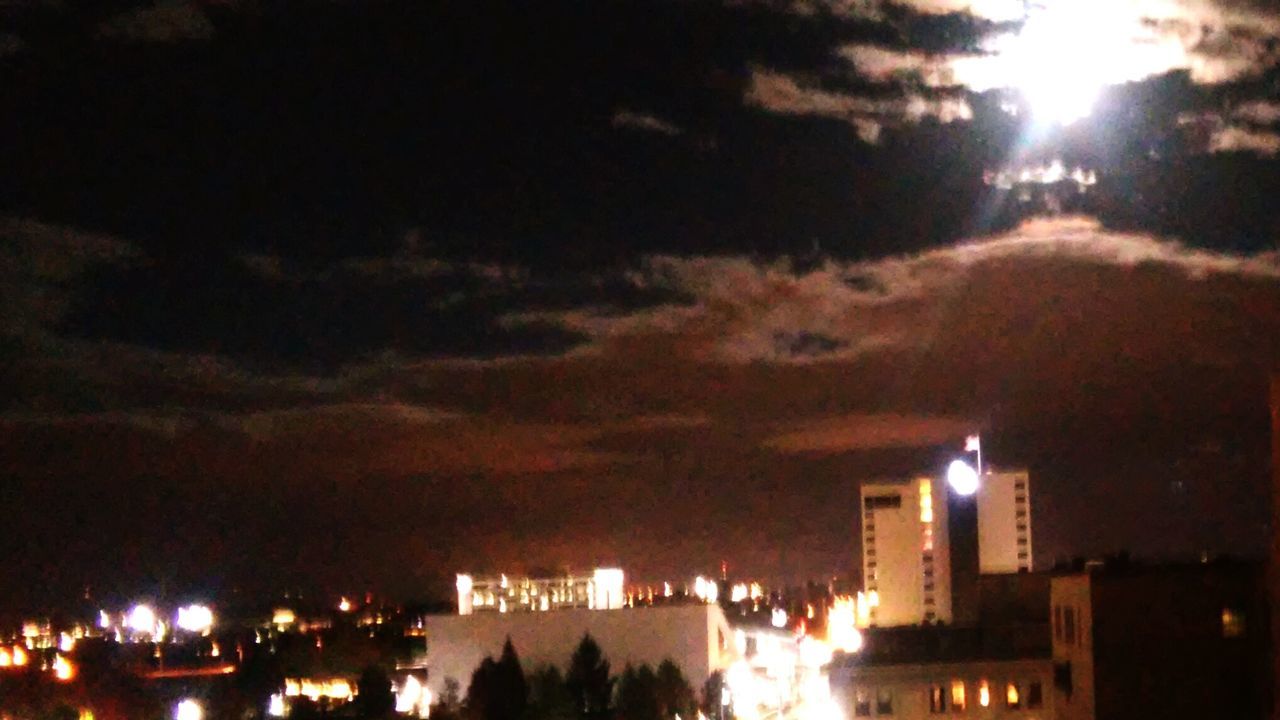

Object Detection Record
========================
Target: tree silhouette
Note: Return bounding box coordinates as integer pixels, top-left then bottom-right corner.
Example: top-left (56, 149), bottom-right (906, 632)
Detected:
top-left (355, 664), bottom-right (395, 718)
top-left (466, 637), bottom-right (529, 720)
top-left (655, 660), bottom-right (696, 720)
top-left (528, 665), bottom-right (575, 720)
top-left (616, 664), bottom-right (661, 720)
top-left (566, 634), bottom-right (613, 720)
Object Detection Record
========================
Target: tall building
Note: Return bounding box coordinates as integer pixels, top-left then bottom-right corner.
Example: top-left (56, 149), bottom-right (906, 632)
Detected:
top-left (861, 468), bottom-right (1032, 627)
top-left (977, 470), bottom-right (1033, 574)
top-left (861, 477), bottom-right (954, 626)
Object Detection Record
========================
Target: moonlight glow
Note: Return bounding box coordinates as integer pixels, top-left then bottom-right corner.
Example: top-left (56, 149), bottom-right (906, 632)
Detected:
top-left (955, 0), bottom-right (1190, 126)
top-left (947, 460), bottom-right (980, 496)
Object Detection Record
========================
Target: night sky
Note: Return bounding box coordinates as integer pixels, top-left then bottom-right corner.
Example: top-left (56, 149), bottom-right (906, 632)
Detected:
top-left (3, 0), bottom-right (1280, 611)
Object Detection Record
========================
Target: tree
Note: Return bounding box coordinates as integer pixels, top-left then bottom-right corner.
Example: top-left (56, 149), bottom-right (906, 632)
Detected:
top-left (615, 664), bottom-right (660, 720)
top-left (566, 634), bottom-right (613, 720)
top-left (701, 671), bottom-right (727, 718)
top-left (528, 665), bottom-right (574, 720)
top-left (355, 664), bottom-right (395, 718)
top-left (654, 660), bottom-right (696, 720)
top-left (466, 638), bottom-right (529, 720)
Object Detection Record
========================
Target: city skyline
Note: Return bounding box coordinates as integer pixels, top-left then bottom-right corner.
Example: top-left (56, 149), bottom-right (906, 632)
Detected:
top-left (3, 0), bottom-right (1280, 610)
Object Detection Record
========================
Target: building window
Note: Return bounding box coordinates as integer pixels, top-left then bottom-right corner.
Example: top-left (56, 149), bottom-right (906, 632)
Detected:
top-left (1052, 606), bottom-right (1062, 641)
top-left (950, 681), bottom-right (966, 711)
top-left (1063, 607), bottom-right (1076, 644)
top-left (865, 495), bottom-right (902, 509)
top-left (1026, 681), bottom-right (1043, 708)
top-left (854, 690), bottom-right (871, 716)
top-left (1053, 663), bottom-right (1072, 697)
top-left (1005, 683), bottom-right (1020, 709)
top-left (929, 685), bottom-right (947, 713)
top-left (977, 681), bottom-right (990, 708)
top-left (875, 689), bottom-right (893, 715)
top-left (1222, 608), bottom-right (1246, 638)
top-left (1017, 537), bottom-right (1028, 546)
top-left (1015, 509), bottom-right (1027, 517)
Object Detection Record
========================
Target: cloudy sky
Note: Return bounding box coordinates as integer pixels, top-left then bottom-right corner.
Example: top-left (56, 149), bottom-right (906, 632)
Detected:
top-left (2, 0), bottom-right (1279, 609)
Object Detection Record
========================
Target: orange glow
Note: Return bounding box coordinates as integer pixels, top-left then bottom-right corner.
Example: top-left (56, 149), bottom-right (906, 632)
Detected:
top-left (978, 681), bottom-right (990, 707)
top-left (0, 647), bottom-right (10, 667)
top-left (12, 646), bottom-right (28, 667)
top-left (53, 654), bottom-right (75, 682)
top-left (1007, 683), bottom-right (1020, 706)
top-left (950, 681), bottom-right (966, 710)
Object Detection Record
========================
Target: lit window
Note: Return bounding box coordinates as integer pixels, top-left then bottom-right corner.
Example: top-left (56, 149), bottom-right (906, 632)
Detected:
top-left (875, 688), bottom-right (893, 715)
top-left (978, 681), bottom-right (990, 708)
top-left (950, 681), bottom-right (966, 711)
top-left (1026, 681), bottom-right (1043, 708)
top-left (1222, 608), bottom-right (1246, 638)
top-left (929, 685), bottom-right (947, 713)
top-left (854, 690), bottom-right (871, 717)
top-left (1005, 683), bottom-right (1020, 708)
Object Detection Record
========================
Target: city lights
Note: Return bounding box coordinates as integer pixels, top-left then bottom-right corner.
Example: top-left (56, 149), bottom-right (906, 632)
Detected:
top-left (339, 597), bottom-right (352, 612)
top-left (127, 605), bottom-right (158, 635)
top-left (174, 699), bottom-right (203, 720)
top-left (771, 608), bottom-right (788, 628)
top-left (12, 646), bottom-right (28, 666)
top-left (267, 694), bottom-right (286, 718)
top-left (176, 605), bottom-right (214, 634)
top-left (946, 460), bottom-right (980, 496)
top-left (395, 674), bottom-right (432, 718)
top-left (827, 596), bottom-right (864, 653)
top-left (271, 608), bottom-right (296, 627)
top-left (53, 654), bottom-right (76, 682)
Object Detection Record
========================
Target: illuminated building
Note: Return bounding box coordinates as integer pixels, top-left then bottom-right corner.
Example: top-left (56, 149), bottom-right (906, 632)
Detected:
top-left (860, 478), bottom-right (954, 626)
top-left (455, 568), bottom-right (625, 615)
top-left (860, 467), bottom-right (1033, 627)
top-left (424, 603), bottom-right (736, 701)
top-left (977, 469), bottom-right (1033, 575)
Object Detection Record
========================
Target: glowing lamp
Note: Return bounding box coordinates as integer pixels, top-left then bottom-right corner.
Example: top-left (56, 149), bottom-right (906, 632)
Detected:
top-left (176, 605), bottom-right (214, 634)
top-left (127, 605), bottom-right (157, 634)
top-left (175, 699), bottom-right (203, 720)
top-left (946, 460), bottom-right (980, 496)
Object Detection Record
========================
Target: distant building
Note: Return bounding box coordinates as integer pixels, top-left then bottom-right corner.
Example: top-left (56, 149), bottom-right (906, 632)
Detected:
top-left (423, 603), bottom-right (736, 699)
top-left (1050, 559), bottom-right (1268, 720)
top-left (860, 468), bottom-right (1032, 627)
top-left (456, 568), bottom-right (625, 615)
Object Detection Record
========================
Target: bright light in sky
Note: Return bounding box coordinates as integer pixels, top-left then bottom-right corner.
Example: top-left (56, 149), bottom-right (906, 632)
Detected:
top-left (946, 460), bottom-right (980, 496)
top-left (953, 0), bottom-right (1189, 126)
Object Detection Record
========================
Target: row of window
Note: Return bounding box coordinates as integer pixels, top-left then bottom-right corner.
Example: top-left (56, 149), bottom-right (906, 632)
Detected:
top-left (930, 680), bottom-right (1044, 713)
top-left (851, 680), bottom-right (1044, 716)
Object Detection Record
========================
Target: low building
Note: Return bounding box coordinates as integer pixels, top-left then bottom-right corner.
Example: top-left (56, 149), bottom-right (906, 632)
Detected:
top-left (1050, 559), bottom-right (1268, 720)
top-left (424, 603), bottom-right (736, 698)
top-left (829, 625), bottom-right (1055, 719)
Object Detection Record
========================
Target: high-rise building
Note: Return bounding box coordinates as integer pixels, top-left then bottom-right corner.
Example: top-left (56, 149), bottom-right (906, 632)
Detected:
top-left (977, 469), bottom-right (1033, 574)
top-left (861, 477), bottom-right (954, 626)
top-left (861, 468), bottom-right (1032, 627)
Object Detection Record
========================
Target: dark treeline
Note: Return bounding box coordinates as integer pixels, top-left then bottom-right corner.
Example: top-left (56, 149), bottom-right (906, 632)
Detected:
top-left (436, 634), bottom-right (724, 720)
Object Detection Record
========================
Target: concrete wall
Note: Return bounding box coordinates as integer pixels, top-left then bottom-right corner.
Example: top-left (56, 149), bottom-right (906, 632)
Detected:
top-left (831, 658), bottom-right (1055, 719)
top-left (423, 604), bottom-right (735, 698)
